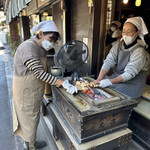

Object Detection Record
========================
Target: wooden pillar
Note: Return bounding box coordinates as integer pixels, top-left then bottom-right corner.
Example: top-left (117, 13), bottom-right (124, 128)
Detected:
top-left (9, 18), bottom-right (20, 47)
top-left (19, 15), bottom-right (24, 42)
top-left (22, 16), bottom-right (31, 40)
top-left (97, 0), bottom-right (108, 75)
top-left (65, 0), bottom-right (71, 42)
top-left (91, 0), bottom-right (108, 77)
top-left (91, 0), bottom-right (102, 77)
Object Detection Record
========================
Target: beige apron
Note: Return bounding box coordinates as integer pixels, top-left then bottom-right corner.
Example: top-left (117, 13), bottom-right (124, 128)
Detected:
top-left (12, 58), bottom-right (47, 142)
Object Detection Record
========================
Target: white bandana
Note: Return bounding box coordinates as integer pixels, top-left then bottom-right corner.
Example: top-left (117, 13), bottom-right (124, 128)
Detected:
top-left (31, 20), bottom-right (58, 36)
top-left (111, 21), bottom-right (121, 28)
top-left (125, 17), bottom-right (148, 46)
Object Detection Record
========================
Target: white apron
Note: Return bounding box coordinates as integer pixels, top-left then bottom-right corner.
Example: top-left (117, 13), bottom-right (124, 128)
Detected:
top-left (12, 58), bottom-right (47, 142)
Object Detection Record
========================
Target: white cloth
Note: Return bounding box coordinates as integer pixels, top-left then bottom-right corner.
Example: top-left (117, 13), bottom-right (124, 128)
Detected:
top-left (112, 21), bottom-right (121, 28)
top-left (112, 29), bottom-right (121, 38)
top-left (125, 17), bottom-right (148, 46)
top-left (99, 79), bottom-right (112, 88)
top-left (62, 80), bottom-right (78, 94)
top-left (31, 20), bottom-right (58, 36)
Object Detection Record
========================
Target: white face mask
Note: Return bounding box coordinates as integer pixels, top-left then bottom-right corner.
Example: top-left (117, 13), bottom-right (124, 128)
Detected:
top-left (111, 27), bottom-right (116, 32)
top-left (42, 40), bottom-right (54, 51)
top-left (123, 32), bottom-right (138, 45)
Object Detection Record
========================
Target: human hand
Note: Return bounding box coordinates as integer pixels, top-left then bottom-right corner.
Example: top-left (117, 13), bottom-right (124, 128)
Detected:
top-left (62, 80), bottom-right (78, 94)
top-left (99, 79), bottom-right (112, 88)
top-left (94, 79), bottom-right (100, 84)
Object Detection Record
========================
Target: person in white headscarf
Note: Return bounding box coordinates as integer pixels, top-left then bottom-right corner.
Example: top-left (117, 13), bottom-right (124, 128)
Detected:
top-left (105, 21), bottom-right (122, 58)
top-left (12, 20), bottom-right (78, 150)
top-left (94, 16), bottom-right (150, 99)
top-left (110, 21), bottom-right (122, 46)
top-left (106, 21), bottom-right (122, 46)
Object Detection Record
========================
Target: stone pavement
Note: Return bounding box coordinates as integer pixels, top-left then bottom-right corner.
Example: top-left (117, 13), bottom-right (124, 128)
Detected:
top-left (0, 48), bottom-right (16, 150)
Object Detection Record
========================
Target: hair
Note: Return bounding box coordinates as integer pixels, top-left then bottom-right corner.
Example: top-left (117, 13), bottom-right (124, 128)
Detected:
top-left (36, 31), bottom-right (60, 42)
top-left (111, 23), bottom-right (118, 28)
top-left (133, 25), bottom-right (138, 32)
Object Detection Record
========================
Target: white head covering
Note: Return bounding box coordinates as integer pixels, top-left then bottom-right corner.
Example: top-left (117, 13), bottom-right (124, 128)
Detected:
top-left (125, 16), bottom-right (148, 46)
top-left (111, 21), bottom-right (121, 28)
top-left (31, 20), bottom-right (58, 36)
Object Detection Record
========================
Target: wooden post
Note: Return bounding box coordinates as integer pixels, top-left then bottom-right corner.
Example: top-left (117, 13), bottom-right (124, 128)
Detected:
top-left (97, 0), bottom-right (108, 76)
top-left (44, 83), bottom-right (52, 98)
top-left (9, 18), bottom-right (20, 47)
top-left (22, 16), bottom-right (31, 40)
top-left (91, 0), bottom-right (108, 77)
top-left (90, 0), bottom-right (102, 77)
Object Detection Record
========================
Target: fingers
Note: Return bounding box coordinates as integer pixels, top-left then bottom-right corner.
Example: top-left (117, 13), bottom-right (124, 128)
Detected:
top-left (99, 79), bottom-right (112, 88)
top-left (94, 79), bottom-right (99, 84)
top-left (99, 80), bottom-right (106, 88)
top-left (62, 80), bottom-right (78, 94)
top-left (99, 83), bottom-right (104, 88)
top-left (75, 87), bottom-right (78, 93)
top-left (66, 86), bottom-right (78, 94)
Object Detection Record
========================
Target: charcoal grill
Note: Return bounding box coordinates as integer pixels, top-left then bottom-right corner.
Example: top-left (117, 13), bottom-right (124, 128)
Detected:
top-left (46, 40), bottom-right (138, 149)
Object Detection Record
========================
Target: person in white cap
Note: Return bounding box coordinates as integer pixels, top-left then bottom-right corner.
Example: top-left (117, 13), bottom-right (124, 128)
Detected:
top-left (94, 16), bottom-right (150, 99)
top-left (105, 21), bottom-right (122, 58)
top-left (110, 21), bottom-right (122, 46)
top-left (12, 20), bottom-right (78, 150)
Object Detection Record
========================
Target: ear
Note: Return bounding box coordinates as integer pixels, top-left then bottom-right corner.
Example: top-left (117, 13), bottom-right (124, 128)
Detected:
top-left (137, 30), bottom-right (141, 36)
top-left (38, 31), bottom-right (44, 39)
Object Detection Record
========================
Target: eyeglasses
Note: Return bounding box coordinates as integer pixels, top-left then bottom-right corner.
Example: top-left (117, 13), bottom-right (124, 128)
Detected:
top-left (121, 29), bottom-right (136, 35)
top-left (49, 36), bottom-right (59, 43)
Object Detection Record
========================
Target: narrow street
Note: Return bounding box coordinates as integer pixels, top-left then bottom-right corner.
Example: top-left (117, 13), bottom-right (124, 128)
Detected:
top-left (0, 48), bottom-right (16, 150)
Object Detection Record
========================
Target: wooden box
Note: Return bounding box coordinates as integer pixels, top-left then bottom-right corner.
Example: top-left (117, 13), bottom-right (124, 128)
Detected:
top-left (52, 86), bottom-right (137, 143)
top-left (43, 102), bottom-right (132, 150)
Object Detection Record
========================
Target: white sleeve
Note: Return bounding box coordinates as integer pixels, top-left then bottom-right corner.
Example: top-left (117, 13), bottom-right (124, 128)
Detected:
top-left (120, 47), bottom-right (147, 82)
top-left (101, 44), bottom-right (118, 71)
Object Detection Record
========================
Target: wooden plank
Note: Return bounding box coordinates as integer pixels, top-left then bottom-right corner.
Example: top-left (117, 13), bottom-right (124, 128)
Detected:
top-left (52, 2), bottom-right (63, 46)
top-left (9, 19), bottom-right (20, 45)
top-left (65, 0), bottom-right (71, 42)
top-left (37, 0), bottom-right (50, 8)
top-left (71, 0), bottom-right (89, 41)
top-left (50, 103), bottom-right (132, 150)
top-left (91, 0), bottom-right (108, 77)
top-left (26, 0), bottom-right (38, 16)
top-left (22, 16), bottom-right (30, 40)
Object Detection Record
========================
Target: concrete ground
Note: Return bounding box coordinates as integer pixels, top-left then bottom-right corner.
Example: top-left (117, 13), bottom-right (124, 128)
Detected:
top-left (0, 44), bottom-right (145, 150)
top-left (0, 48), bottom-right (16, 150)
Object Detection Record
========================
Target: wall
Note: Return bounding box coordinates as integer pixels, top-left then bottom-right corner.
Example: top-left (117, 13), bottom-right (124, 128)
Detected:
top-left (52, 1), bottom-right (64, 50)
top-left (71, 0), bottom-right (89, 41)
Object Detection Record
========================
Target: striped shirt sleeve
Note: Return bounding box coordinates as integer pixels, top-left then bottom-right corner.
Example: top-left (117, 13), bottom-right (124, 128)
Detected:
top-left (24, 58), bottom-right (57, 85)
